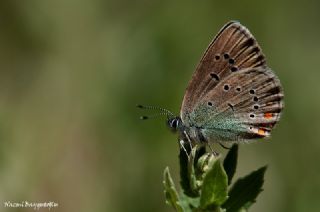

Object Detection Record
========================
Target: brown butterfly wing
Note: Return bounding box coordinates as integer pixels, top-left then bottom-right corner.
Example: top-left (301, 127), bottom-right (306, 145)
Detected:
top-left (180, 21), bottom-right (283, 140)
top-left (181, 21), bottom-right (266, 119)
top-left (201, 67), bottom-right (283, 140)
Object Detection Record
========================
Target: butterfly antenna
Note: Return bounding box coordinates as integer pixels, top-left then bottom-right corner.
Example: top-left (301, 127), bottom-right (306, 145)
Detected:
top-left (136, 104), bottom-right (175, 119)
top-left (139, 112), bottom-right (168, 120)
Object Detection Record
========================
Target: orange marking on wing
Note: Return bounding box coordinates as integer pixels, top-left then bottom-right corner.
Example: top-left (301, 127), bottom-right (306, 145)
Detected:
top-left (264, 113), bottom-right (273, 119)
top-left (258, 128), bottom-right (265, 136)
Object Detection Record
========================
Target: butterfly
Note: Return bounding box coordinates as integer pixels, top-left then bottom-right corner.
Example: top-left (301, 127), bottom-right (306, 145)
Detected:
top-left (138, 21), bottom-right (284, 151)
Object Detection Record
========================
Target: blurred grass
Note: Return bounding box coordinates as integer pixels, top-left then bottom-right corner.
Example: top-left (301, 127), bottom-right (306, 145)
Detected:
top-left (0, 0), bottom-right (320, 211)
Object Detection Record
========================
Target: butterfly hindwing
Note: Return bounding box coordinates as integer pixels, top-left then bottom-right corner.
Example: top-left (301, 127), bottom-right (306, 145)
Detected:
top-left (202, 67), bottom-right (283, 141)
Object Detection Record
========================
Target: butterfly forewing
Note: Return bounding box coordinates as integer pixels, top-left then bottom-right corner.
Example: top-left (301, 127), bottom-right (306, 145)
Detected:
top-left (181, 21), bottom-right (266, 118)
top-left (180, 21), bottom-right (283, 142)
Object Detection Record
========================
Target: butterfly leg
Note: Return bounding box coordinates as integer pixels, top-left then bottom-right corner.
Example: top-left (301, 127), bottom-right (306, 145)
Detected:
top-left (207, 143), bottom-right (219, 157)
top-left (219, 142), bottom-right (231, 150)
top-left (178, 130), bottom-right (193, 159)
top-left (179, 140), bottom-right (190, 159)
top-left (183, 130), bottom-right (193, 150)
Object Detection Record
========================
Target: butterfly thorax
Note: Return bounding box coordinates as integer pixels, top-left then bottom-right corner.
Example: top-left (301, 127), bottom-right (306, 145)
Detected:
top-left (168, 116), bottom-right (207, 145)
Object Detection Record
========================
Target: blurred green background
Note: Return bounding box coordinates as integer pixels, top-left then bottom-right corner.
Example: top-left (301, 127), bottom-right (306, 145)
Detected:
top-left (0, 0), bottom-right (319, 211)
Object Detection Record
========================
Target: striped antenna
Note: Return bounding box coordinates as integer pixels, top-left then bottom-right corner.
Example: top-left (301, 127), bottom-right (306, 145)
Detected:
top-left (136, 104), bottom-right (175, 119)
top-left (139, 112), bottom-right (168, 120)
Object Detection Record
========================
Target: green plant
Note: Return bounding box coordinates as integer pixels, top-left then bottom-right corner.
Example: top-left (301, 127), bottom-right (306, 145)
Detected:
top-left (163, 144), bottom-right (267, 212)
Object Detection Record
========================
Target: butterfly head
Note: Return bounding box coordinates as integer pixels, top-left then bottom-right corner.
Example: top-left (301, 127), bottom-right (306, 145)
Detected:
top-left (167, 116), bottom-right (182, 133)
top-left (137, 104), bottom-right (182, 133)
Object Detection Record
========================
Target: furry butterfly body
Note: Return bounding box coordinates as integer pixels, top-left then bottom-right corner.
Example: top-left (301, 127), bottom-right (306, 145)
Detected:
top-left (169, 21), bottom-right (284, 145)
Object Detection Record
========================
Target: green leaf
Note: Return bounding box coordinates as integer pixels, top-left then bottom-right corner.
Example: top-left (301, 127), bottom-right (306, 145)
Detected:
top-left (223, 144), bottom-right (238, 185)
top-left (196, 152), bottom-right (217, 181)
top-left (194, 146), bottom-right (207, 178)
top-left (179, 194), bottom-right (200, 212)
top-left (222, 166), bottom-right (267, 212)
top-left (200, 159), bottom-right (228, 209)
top-left (163, 167), bottom-right (184, 212)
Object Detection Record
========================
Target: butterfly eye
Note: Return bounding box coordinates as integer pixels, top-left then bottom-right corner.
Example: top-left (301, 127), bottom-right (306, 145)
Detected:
top-left (207, 101), bottom-right (213, 106)
top-left (171, 120), bottom-right (177, 128)
top-left (168, 118), bottom-right (179, 130)
top-left (223, 84), bottom-right (230, 91)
